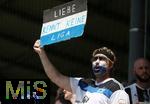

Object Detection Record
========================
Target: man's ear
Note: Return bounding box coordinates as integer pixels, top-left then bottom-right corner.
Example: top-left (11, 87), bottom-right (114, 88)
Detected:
top-left (108, 61), bottom-right (113, 69)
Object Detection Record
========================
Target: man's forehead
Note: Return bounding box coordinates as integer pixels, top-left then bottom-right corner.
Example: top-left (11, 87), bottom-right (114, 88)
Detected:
top-left (93, 54), bottom-right (114, 64)
top-left (134, 59), bottom-right (150, 68)
top-left (135, 59), bottom-right (150, 65)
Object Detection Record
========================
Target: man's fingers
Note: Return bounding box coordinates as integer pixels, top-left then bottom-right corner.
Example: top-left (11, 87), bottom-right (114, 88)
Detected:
top-left (34, 45), bottom-right (39, 48)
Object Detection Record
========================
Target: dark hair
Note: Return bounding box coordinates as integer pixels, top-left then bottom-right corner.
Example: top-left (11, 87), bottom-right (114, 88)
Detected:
top-left (92, 47), bottom-right (116, 63)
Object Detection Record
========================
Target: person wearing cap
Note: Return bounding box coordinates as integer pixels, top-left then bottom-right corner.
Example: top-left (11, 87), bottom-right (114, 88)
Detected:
top-left (125, 58), bottom-right (150, 104)
top-left (33, 40), bottom-right (130, 104)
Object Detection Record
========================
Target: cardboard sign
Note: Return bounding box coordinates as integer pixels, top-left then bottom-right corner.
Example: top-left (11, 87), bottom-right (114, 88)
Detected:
top-left (40, 0), bottom-right (87, 46)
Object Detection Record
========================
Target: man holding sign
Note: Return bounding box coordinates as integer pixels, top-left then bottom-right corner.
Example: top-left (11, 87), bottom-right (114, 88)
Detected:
top-left (34, 0), bottom-right (129, 103)
top-left (33, 41), bottom-right (129, 104)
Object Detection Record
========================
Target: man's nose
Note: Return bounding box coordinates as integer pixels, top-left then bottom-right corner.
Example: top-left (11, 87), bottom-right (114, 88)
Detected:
top-left (143, 68), bottom-right (147, 72)
top-left (96, 62), bottom-right (99, 66)
top-left (142, 67), bottom-right (147, 72)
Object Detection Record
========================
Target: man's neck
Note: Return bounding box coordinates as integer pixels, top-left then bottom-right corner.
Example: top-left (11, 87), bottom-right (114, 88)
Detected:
top-left (96, 76), bottom-right (110, 83)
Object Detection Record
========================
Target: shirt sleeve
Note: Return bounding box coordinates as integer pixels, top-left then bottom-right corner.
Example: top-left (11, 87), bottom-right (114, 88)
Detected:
top-left (69, 77), bottom-right (81, 94)
top-left (69, 77), bottom-right (83, 102)
top-left (110, 90), bottom-right (130, 104)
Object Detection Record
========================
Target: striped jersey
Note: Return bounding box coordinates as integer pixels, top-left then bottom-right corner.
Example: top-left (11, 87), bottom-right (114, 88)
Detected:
top-left (125, 83), bottom-right (150, 104)
top-left (70, 77), bottom-right (130, 104)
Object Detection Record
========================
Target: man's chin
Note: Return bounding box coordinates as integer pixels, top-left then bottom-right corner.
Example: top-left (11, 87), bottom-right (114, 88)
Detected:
top-left (137, 76), bottom-right (150, 83)
top-left (93, 71), bottom-right (106, 78)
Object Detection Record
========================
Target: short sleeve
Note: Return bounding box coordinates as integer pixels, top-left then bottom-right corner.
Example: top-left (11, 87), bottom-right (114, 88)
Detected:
top-left (70, 77), bottom-right (85, 102)
top-left (69, 77), bottom-right (82, 94)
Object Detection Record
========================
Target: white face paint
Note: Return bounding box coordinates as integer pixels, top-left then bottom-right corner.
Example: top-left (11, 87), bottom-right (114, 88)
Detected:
top-left (92, 54), bottom-right (109, 76)
top-left (92, 60), bottom-right (107, 69)
top-left (92, 54), bottom-right (109, 69)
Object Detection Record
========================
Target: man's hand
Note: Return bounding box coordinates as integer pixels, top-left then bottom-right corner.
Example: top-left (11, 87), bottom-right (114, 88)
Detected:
top-left (33, 40), bottom-right (44, 54)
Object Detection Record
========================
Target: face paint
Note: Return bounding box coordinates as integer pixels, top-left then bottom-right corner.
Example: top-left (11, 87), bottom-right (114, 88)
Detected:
top-left (92, 60), bottom-right (108, 76)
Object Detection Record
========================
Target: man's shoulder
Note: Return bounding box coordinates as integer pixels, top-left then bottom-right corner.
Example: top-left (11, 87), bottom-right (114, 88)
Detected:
top-left (125, 83), bottom-right (136, 89)
top-left (100, 78), bottom-right (124, 92)
top-left (124, 83), bottom-right (137, 96)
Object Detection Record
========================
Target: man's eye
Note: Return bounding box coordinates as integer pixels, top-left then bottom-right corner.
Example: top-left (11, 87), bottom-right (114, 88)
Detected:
top-left (139, 67), bottom-right (143, 69)
top-left (92, 56), bottom-right (107, 61)
top-left (93, 57), bottom-right (98, 61)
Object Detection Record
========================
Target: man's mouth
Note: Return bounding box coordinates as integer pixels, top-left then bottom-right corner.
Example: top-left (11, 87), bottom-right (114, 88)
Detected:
top-left (94, 64), bottom-right (100, 68)
top-left (93, 66), bottom-right (100, 73)
top-left (93, 65), bottom-right (107, 74)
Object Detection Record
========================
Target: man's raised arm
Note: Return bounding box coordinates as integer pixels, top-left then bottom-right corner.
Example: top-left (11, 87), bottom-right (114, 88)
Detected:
top-left (33, 40), bottom-right (72, 92)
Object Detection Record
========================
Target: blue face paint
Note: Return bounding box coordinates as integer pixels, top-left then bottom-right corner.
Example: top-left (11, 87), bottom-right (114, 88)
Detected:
top-left (93, 66), bottom-right (106, 75)
top-left (92, 59), bottom-right (108, 76)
